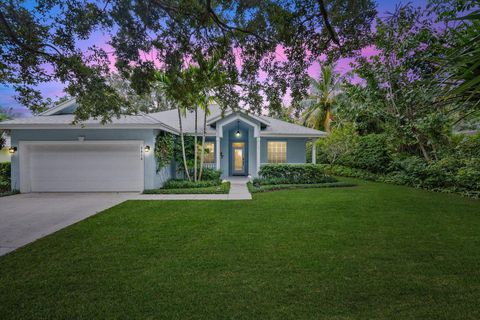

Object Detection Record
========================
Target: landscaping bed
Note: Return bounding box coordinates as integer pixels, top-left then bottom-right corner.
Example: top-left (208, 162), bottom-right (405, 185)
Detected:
top-left (248, 181), bottom-right (355, 193)
top-left (249, 163), bottom-right (353, 193)
top-left (144, 180), bottom-right (230, 194)
top-left (0, 162), bottom-right (14, 197)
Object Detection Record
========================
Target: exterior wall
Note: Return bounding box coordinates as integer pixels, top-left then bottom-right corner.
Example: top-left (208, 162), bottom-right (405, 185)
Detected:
top-left (9, 129), bottom-right (172, 191)
top-left (260, 137), bottom-right (307, 165)
top-left (218, 122), bottom-right (259, 178)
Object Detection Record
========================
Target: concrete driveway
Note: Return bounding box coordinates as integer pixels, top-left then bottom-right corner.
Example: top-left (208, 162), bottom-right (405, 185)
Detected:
top-left (0, 193), bottom-right (129, 256)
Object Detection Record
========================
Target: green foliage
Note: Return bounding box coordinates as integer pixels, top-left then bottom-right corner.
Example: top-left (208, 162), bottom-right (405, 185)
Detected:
top-left (248, 181), bottom-right (355, 193)
top-left (259, 164), bottom-right (336, 184)
top-left (155, 132), bottom-right (175, 171)
top-left (317, 137), bottom-right (480, 197)
top-left (442, 9), bottom-right (480, 110)
top-left (455, 133), bottom-right (480, 158)
top-left (315, 124), bottom-right (358, 164)
top-left (349, 134), bottom-right (390, 173)
top-left (163, 179), bottom-right (221, 189)
top-left (198, 168), bottom-right (222, 181)
top-left (338, 4), bottom-right (454, 162)
top-left (456, 159), bottom-right (480, 193)
top-left (301, 65), bottom-right (341, 131)
top-left (0, 162), bottom-right (11, 192)
top-left (318, 164), bottom-right (380, 181)
top-left (1, 0), bottom-right (376, 120)
top-left (144, 182), bottom-right (230, 194)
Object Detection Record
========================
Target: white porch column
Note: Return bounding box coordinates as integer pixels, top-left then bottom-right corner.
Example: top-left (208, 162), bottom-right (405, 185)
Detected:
top-left (256, 136), bottom-right (261, 175)
top-left (216, 136), bottom-right (221, 170)
top-left (312, 139), bottom-right (318, 164)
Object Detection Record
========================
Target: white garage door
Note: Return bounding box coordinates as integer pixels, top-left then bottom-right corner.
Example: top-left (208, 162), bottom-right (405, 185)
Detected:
top-left (20, 141), bottom-right (144, 192)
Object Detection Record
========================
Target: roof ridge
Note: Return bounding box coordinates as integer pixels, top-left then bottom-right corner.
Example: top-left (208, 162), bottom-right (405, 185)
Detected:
top-left (139, 111), bottom-right (179, 134)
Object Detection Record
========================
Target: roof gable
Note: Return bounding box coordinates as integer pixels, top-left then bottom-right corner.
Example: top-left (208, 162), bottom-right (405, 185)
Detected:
top-left (40, 98), bottom-right (78, 116)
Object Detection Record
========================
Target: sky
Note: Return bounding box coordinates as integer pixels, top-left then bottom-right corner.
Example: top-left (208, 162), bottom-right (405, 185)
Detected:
top-left (0, 0), bottom-right (427, 117)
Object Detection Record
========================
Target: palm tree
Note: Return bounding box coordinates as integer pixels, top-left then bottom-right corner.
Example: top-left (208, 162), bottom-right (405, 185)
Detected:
top-left (301, 65), bottom-right (341, 132)
top-left (198, 93), bottom-right (214, 181)
top-left (156, 72), bottom-right (191, 181)
top-left (196, 54), bottom-right (225, 181)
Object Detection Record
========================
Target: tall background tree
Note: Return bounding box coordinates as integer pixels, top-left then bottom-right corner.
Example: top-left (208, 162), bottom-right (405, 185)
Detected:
top-left (301, 65), bottom-right (341, 132)
top-left (1, 0), bottom-right (376, 121)
top-left (0, 107), bottom-right (10, 149)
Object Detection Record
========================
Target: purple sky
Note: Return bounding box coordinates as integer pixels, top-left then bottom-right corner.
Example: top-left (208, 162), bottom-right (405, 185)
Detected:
top-left (0, 0), bottom-right (427, 117)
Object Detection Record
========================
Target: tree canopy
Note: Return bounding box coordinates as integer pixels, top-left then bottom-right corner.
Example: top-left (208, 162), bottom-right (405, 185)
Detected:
top-left (1, 0), bottom-right (376, 121)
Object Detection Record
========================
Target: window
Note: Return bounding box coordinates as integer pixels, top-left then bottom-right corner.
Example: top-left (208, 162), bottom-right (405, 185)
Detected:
top-left (203, 142), bottom-right (215, 163)
top-left (267, 141), bottom-right (287, 163)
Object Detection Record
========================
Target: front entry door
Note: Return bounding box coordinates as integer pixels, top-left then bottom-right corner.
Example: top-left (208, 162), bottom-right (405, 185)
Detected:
top-left (232, 142), bottom-right (246, 175)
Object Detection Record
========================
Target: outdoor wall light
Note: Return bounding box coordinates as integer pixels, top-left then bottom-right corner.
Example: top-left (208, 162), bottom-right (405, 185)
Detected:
top-left (144, 145), bottom-right (151, 153)
top-left (235, 120), bottom-right (241, 137)
top-left (8, 146), bottom-right (17, 154)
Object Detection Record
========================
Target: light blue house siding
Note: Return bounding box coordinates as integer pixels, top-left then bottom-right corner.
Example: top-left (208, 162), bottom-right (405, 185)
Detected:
top-left (260, 137), bottom-right (307, 165)
top-left (9, 129), bottom-right (171, 190)
top-left (217, 133), bottom-right (307, 178)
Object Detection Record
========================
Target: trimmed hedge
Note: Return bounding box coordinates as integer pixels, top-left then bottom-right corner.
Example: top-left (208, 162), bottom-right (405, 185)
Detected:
top-left (144, 182), bottom-right (230, 194)
top-left (259, 164), bottom-right (337, 184)
top-left (248, 181), bottom-right (356, 193)
top-left (0, 162), bottom-right (11, 193)
top-left (163, 179), bottom-right (221, 189)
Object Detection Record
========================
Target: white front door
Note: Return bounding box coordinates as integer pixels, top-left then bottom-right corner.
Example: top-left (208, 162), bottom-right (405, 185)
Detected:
top-left (232, 142), bottom-right (246, 175)
top-left (20, 141), bottom-right (144, 192)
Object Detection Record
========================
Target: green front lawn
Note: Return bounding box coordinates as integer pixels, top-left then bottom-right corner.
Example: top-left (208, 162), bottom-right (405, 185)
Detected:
top-left (1, 180), bottom-right (479, 319)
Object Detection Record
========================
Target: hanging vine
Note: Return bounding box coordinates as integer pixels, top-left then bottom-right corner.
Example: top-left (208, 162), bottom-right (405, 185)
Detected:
top-left (154, 131), bottom-right (175, 172)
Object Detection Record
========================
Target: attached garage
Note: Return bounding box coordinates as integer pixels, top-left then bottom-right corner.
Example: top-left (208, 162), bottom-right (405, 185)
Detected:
top-left (19, 141), bottom-right (144, 193)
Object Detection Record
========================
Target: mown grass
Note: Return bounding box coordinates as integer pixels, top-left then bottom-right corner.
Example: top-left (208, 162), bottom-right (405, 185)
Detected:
top-left (1, 180), bottom-right (479, 319)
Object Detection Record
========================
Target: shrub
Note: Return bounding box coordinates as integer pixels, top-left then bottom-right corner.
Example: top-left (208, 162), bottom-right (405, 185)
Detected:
top-left (422, 156), bottom-right (461, 190)
top-left (316, 124), bottom-right (358, 164)
top-left (259, 164), bottom-right (337, 184)
top-left (252, 176), bottom-right (337, 187)
top-left (248, 181), bottom-right (356, 193)
top-left (163, 179), bottom-right (221, 189)
top-left (456, 158), bottom-right (480, 193)
top-left (317, 164), bottom-right (380, 181)
top-left (0, 162), bottom-right (11, 192)
top-left (199, 168), bottom-right (222, 181)
top-left (349, 134), bottom-right (391, 173)
top-left (385, 155), bottom-right (427, 187)
top-left (454, 133), bottom-right (480, 158)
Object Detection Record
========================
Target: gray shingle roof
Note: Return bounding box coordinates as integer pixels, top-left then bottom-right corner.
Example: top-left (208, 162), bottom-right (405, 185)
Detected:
top-left (0, 102), bottom-right (326, 137)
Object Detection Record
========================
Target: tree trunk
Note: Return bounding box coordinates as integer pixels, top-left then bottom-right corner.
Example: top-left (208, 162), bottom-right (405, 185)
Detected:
top-left (418, 140), bottom-right (430, 162)
top-left (198, 99), bottom-right (208, 181)
top-left (194, 106), bottom-right (198, 182)
top-left (178, 107), bottom-right (191, 181)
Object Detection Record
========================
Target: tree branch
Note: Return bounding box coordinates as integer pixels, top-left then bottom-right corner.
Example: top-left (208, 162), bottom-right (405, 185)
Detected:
top-left (205, 0), bottom-right (268, 42)
top-left (317, 0), bottom-right (340, 46)
top-left (0, 9), bottom-right (62, 60)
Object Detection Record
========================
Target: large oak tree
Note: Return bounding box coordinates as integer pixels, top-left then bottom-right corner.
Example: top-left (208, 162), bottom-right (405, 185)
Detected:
top-left (1, 0), bottom-right (376, 122)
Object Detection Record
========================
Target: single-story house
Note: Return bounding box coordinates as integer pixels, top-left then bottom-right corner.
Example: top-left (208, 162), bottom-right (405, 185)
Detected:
top-left (0, 99), bottom-right (325, 193)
